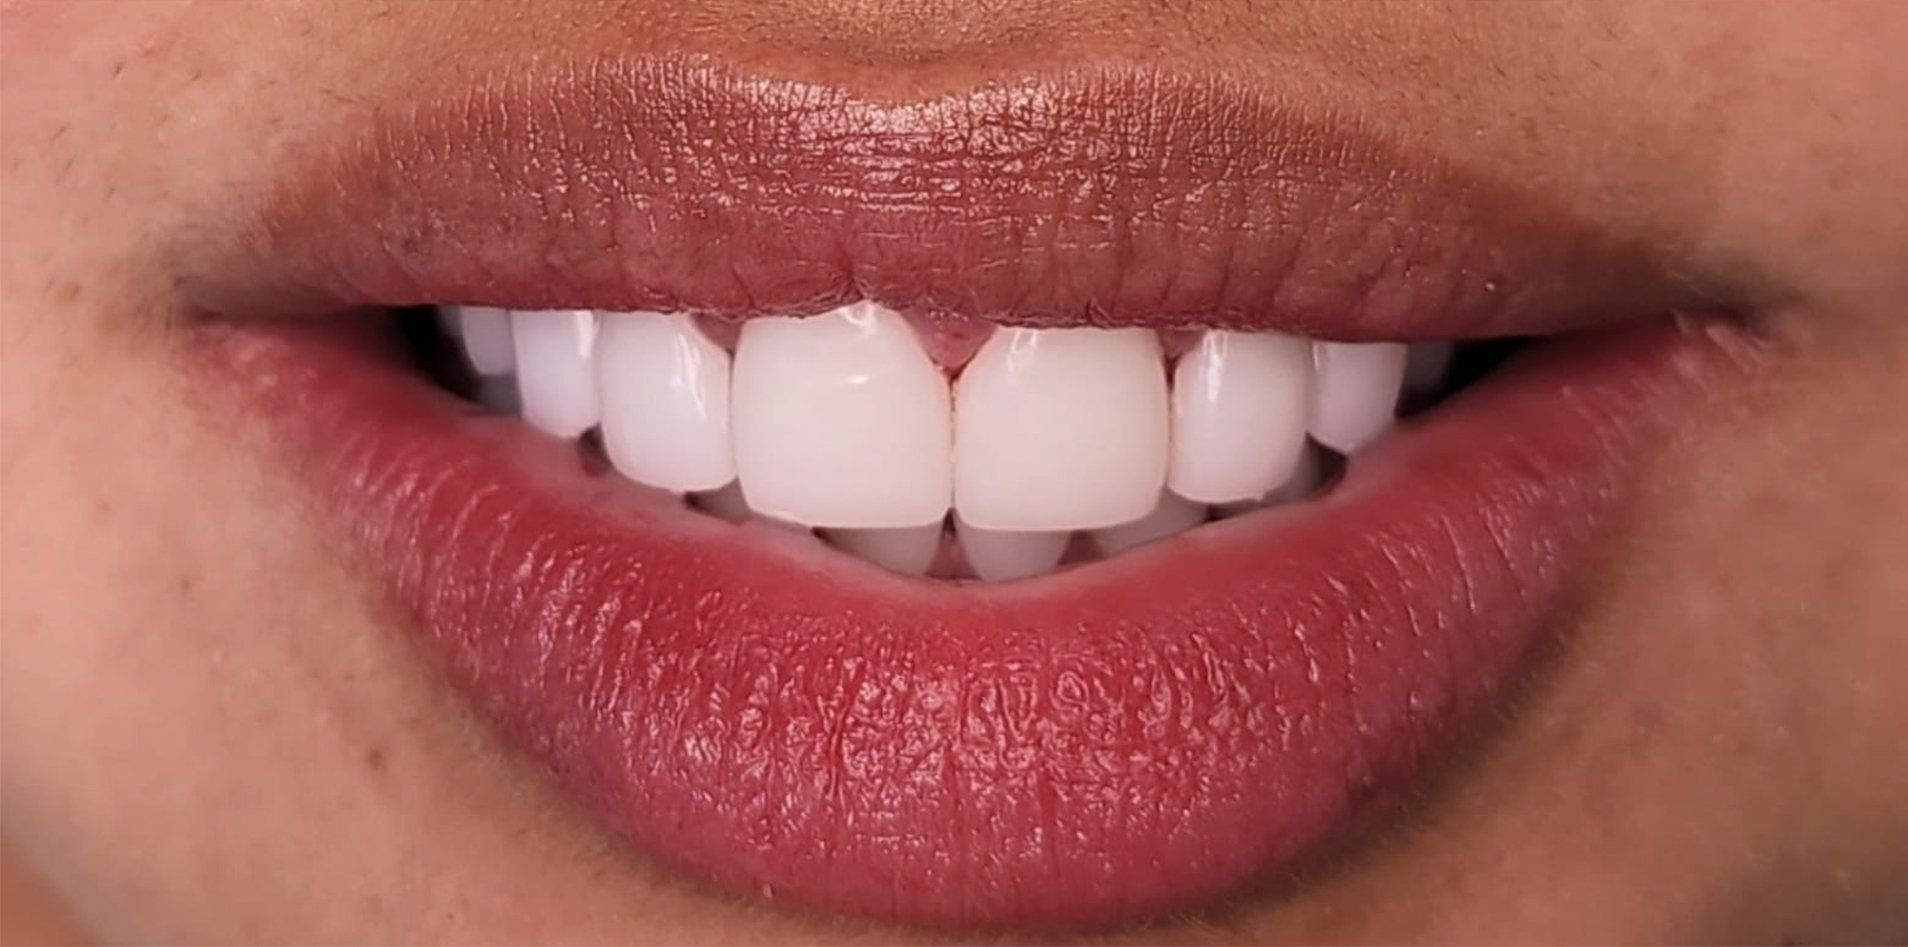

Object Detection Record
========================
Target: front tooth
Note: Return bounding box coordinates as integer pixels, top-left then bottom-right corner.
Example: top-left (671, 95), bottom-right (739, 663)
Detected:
top-left (597, 312), bottom-right (735, 492)
top-left (731, 302), bottom-right (952, 528)
top-left (1169, 330), bottom-right (1313, 503)
top-left (456, 305), bottom-right (516, 376)
top-left (1215, 444), bottom-right (1325, 517)
top-left (1404, 341), bottom-right (1456, 394)
top-left (955, 515), bottom-right (1069, 581)
top-left (954, 327), bottom-right (1169, 530)
top-left (1308, 341), bottom-right (1407, 453)
top-left (1268, 443), bottom-right (1325, 502)
top-left (511, 309), bottom-right (600, 438)
top-left (1090, 491), bottom-right (1207, 555)
top-left (1266, 442), bottom-right (1327, 504)
top-left (828, 523), bottom-right (944, 576)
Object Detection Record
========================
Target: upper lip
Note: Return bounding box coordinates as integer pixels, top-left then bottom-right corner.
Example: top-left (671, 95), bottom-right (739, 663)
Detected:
top-left (183, 49), bottom-right (1764, 934)
top-left (181, 55), bottom-right (1719, 340)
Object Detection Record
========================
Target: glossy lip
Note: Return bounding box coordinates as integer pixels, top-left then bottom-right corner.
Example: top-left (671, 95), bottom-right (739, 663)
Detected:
top-left (181, 57), bottom-right (1761, 932)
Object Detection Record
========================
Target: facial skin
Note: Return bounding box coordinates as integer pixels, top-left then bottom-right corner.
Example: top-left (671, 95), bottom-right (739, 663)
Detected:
top-left (2, 1), bottom-right (1905, 942)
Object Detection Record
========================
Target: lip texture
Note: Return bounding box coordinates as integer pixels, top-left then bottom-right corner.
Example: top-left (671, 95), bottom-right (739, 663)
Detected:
top-left (199, 313), bottom-right (1753, 931)
top-left (179, 57), bottom-right (1761, 932)
top-left (179, 58), bottom-right (1714, 341)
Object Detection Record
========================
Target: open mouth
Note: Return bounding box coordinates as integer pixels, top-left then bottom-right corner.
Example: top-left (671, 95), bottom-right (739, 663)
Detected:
top-left (184, 59), bottom-right (1760, 933)
top-left (410, 302), bottom-right (1476, 579)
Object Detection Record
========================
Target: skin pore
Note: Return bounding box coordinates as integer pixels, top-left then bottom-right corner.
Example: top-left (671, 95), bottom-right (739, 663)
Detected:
top-left (2, 1), bottom-right (1905, 942)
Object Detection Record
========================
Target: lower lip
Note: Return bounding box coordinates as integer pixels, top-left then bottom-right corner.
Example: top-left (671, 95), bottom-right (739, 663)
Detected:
top-left (198, 315), bottom-right (1750, 931)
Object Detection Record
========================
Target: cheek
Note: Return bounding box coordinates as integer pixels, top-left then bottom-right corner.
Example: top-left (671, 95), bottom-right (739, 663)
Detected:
top-left (1538, 318), bottom-right (1908, 930)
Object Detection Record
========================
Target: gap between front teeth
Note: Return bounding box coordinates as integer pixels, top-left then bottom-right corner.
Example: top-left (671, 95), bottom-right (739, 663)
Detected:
top-left (445, 301), bottom-right (1436, 579)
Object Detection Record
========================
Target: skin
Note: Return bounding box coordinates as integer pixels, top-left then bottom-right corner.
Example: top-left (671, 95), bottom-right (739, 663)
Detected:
top-left (2, 0), bottom-right (1905, 942)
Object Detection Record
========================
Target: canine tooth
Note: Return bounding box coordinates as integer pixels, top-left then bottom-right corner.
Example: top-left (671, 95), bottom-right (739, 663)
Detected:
top-left (456, 305), bottom-right (516, 376)
top-left (511, 309), bottom-right (600, 438)
top-left (1405, 341), bottom-right (1456, 393)
top-left (1169, 330), bottom-right (1313, 503)
top-left (597, 312), bottom-right (735, 492)
top-left (954, 327), bottom-right (1169, 530)
top-left (1090, 492), bottom-right (1207, 555)
top-left (955, 515), bottom-right (1069, 581)
top-left (828, 523), bottom-right (944, 576)
top-left (1309, 341), bottom-right (1406, 453)
top-left (732, 302), bottom-right (952, 528)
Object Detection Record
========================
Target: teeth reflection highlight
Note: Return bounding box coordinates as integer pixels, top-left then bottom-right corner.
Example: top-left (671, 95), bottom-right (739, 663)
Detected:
top-left (732, 303), bottom-right (952, 528)
top-left (1170, 330), bottom-right (1313, 503)
top-left (1309, 341), bottom-right (1406, 453)
top-left (954, 327), bottom-right (1169, 530)
top-left (597, 312), bottom-right (735, 492)
top-left (511, 309), bottom-right (600, 438)
top-left (956, 515), bottom-right (1069, 582)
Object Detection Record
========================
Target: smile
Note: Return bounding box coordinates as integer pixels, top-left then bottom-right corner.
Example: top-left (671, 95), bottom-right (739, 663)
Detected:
top-left (185, 57), bottom-right (1760, 932)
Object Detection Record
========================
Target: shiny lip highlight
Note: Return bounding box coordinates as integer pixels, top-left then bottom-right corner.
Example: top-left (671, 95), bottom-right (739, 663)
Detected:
top-left (180, 56), bottom-right (1762, 933)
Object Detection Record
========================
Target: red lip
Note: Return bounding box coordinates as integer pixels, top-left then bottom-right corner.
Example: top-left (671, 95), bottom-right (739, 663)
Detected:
top-left (181, 56), bottom-right (1760, 932)
top-left (200, 314), bottom-right (1752, 931)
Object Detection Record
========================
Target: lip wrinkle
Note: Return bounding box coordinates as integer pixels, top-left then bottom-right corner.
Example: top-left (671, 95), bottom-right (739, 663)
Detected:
top-left (178, 56), bottom-right (1718, 339)
top-left (194, 314), bottom-right (1757, 931)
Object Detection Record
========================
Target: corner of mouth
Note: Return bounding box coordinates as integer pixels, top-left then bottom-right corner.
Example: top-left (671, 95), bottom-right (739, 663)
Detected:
top-left (176, 51), bottom-right (1771, 934)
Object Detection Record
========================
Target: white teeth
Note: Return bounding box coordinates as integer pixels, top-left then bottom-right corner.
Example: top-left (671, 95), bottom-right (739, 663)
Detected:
top-left (463, 297), bottom-right (1455, 577)
top-left (596, 312), bottom-right (735, 492)
top-left (731, 302), bottom-right (953, 528)
top-left (1089, 491), bottom-right (1207, 555)
top-left (1169, 330), bottom-right (1313, 503)
top-left (510, 309), bottom-right (600, 438)
top-left (1215, 444), bottom-right (1327, 517)
top-left (1268, 442), bottom-right (1326, 502)
top-left (954, 327), bottom-right (1169, 530)
top-left (827, 523), bottom-right (944, 576)
top-left (1308, 341), bottom-right (1407, 454)
top-left (1405, 340), bottom-right (1456, 394)
top-left (687, 479), bottom-right (811, 533)
top-left (955, 515), bottom-right (1069, 582)
top-left (456, 306), bottom-right (516, 376)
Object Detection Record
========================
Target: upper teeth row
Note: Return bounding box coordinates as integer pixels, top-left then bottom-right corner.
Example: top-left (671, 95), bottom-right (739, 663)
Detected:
top-left (445, 302), bottom-right (1448, 573)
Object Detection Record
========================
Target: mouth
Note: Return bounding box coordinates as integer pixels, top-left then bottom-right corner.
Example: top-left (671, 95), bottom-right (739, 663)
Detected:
top-left (184, 57), bottom-right (1762, 933)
